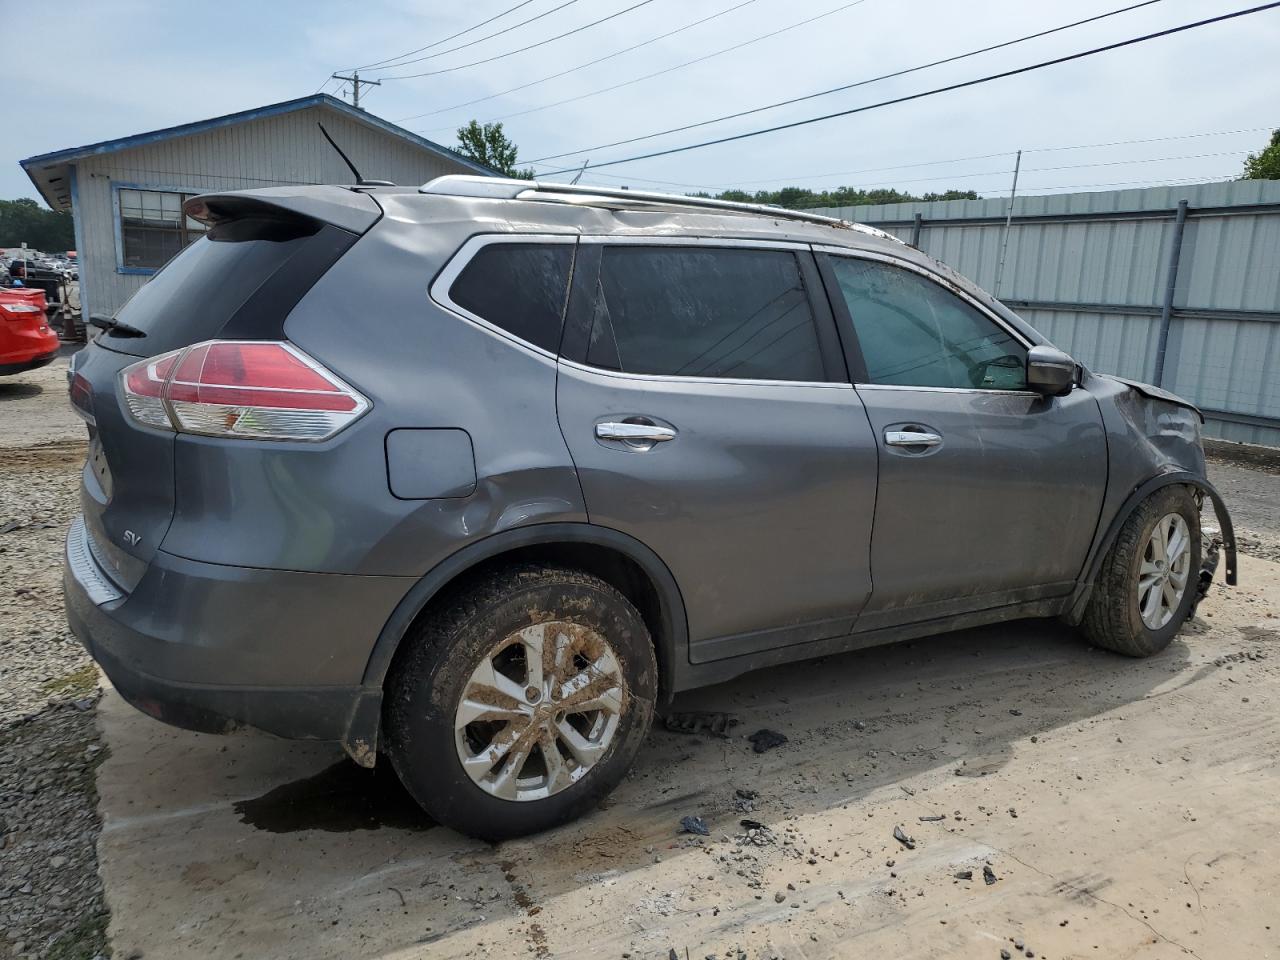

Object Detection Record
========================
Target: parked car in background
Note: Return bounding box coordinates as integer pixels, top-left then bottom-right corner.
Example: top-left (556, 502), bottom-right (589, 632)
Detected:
top-left (0, 288), bottom-right (60, 375)
top-left (64, 176), bottom-right (1237, 840)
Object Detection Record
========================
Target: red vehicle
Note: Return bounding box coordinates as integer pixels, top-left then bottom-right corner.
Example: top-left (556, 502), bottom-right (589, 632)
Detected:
top-left (0, 289), bottom-right (60, 375)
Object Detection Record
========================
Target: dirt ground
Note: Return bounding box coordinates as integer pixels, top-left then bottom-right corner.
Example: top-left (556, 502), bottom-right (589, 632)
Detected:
top-left (1, 356), bottom-right (1278, 960)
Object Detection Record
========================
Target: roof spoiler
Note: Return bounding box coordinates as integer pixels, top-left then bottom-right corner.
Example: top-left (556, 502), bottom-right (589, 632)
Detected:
top-left (184, 185), bottom-right (381, 234)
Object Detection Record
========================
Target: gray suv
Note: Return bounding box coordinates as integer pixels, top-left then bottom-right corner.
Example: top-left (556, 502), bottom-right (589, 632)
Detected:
top-left (64, 175), bottom-right (1237, 839)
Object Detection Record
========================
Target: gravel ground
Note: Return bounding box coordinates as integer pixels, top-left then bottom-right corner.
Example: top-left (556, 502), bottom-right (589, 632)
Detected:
top-left (0, 355), bottom-right (1276, 959)
top-left (1207, 456), bottom-right (1280, 563)
top-left (0, 359), bottom-right (107, 960)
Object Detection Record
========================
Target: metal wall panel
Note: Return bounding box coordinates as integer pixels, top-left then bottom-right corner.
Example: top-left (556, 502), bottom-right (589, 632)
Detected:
top-left (811, 179), bottom-right (1280, 447)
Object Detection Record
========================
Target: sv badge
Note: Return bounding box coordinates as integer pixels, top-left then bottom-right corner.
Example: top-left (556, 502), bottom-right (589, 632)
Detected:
top-left (122, 530), bottom-right (142, 547)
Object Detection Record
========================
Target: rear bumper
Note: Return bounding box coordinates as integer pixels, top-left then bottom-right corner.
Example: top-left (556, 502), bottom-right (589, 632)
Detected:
top-left (0, 345), bottom-right (59, 376)
top-left (64, 516), bottom-right (407, 757)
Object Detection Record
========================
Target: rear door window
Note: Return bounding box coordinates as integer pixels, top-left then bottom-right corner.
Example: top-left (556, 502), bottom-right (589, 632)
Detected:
top-left (447, 241), bottom-right (574, 353)
top-left (589, 245), bottom-right (826, 382)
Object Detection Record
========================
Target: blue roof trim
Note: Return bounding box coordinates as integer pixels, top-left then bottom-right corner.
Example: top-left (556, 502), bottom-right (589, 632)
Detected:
top-left (19, 93), bottom-right (497, 177)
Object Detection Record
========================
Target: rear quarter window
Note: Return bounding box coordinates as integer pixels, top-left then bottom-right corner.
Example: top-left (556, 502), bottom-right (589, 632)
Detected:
top-left (446, 241), bottom-right (574, 353)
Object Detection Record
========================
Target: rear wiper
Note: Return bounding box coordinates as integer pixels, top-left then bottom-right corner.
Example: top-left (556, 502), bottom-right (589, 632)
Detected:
top-left (89, 314), bottom-right (146, 338)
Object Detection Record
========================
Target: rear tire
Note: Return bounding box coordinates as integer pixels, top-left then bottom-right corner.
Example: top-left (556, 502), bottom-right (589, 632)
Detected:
top-left (384, 565), bottom-right (657, 840)
top-left (1082, 486), bottom-right (1200, 657)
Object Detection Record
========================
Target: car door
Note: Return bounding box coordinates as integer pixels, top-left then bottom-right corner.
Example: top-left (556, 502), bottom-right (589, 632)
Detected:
top-left (556, 238), bottom-right (878, 664)
top-left (815, 247), bottom-right (1107, 631)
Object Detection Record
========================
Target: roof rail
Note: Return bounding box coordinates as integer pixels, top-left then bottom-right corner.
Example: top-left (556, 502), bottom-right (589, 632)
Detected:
top-left (418, 174), bottom-right (862, 231)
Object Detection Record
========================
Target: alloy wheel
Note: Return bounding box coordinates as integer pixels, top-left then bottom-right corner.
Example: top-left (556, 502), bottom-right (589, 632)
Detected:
top-left (454, 620), bottom-right (625, 802)
top-left (1138, 512), bottom-right (1191, 630)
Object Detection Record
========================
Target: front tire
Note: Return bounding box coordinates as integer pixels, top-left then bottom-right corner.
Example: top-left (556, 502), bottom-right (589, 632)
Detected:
top-left (384, 565), bottom-right (657, 840)
top-left (1082, 486), bottom-right (1201, 657)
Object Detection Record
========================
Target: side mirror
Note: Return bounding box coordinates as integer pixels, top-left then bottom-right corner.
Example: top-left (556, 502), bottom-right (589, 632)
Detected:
top-left (1026, 345), bottom-right (1077, 397)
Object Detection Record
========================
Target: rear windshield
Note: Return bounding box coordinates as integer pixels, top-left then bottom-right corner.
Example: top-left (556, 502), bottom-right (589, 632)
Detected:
top-left (108, 218), bottom-right (345, 356)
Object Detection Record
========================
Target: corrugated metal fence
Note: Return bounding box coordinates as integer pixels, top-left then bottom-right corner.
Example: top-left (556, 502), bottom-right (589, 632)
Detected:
top-left (810, 178), bottom-right (1280, 447)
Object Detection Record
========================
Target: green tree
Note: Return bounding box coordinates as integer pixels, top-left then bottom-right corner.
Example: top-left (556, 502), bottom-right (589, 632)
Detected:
top-left (456, 120), bottom-right (534, 179)
top-left (1241, 129), bottom-right (1280, 180)
top-left (694, 185), bottom-right (979, 210)
top-left (0, 198), bottom-right (75, 251)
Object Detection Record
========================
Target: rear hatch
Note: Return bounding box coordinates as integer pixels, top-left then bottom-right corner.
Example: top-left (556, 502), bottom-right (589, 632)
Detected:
top-left (70, 187), bottom-right (379, 591)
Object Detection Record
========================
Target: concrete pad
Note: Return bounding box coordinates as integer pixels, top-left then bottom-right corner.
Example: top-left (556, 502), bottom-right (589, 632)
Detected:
top-left (95, 555), bottom-right (1280, 958)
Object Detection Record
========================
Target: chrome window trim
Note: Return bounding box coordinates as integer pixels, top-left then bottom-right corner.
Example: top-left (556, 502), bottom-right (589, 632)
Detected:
top-left (581, 235), bottom-right (810, 251)
top-left (429, 233), bottom-right (578, 362)
top-left (559, 357), bottom-right (851, 390)
top-left (855, 382), bottom-right (1042, 397)
top-left (812, 244), bottom-right (1036, 367)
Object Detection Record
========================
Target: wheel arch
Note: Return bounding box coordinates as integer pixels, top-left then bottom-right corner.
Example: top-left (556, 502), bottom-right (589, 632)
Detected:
top-left (362, 522), bottom-right (687, 707)
top-left (1065, 470), bottom-right (1237, 624)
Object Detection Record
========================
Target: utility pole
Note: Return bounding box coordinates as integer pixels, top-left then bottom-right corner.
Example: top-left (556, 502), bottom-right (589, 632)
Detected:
top-left (994, 149), bottom-right (1022, 298)
top-left (330, 70), bottom-right (381, 110)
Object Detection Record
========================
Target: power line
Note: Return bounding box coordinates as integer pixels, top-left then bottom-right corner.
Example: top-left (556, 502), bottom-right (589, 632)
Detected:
top-left (395, 0), bottom-right (759, 124)
top-left (562, 124), bottom-right (1275, 192)
top-left (374, 0), bottom-right (659, 80)
top-left (1014, 172), bottom-right (1243, 192)
top-left (528, 0), bottom-right (1167, 164)
top-left (536, 2), bottom-right (1280, 176)
top-left (1027, 149), bottom-right (1248, 173)
top-left (415, 0), bottom-right (873, 134)
top-left (356, 0), bottom-right (540, 70)
top-left (627, 153), bottom-right (1246, 206)
top-left (364, 0), bottom-right (580, 73)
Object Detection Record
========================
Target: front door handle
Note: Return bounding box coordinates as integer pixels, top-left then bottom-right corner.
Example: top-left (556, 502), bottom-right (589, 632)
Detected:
top-left (596, 421), bottom-right (677, 443)
top-left (885, 429), bottom-right (942, 447)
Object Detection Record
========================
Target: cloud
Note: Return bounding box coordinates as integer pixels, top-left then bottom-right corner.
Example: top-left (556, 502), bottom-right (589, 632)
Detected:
top-left (7, 0), bottom-right (1278, 204)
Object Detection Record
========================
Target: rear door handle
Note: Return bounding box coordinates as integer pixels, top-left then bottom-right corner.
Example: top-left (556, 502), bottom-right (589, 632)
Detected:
top-left (596, 422), bottom-right (677, 443)
top-left (885, 429), bottom-right (942, 447)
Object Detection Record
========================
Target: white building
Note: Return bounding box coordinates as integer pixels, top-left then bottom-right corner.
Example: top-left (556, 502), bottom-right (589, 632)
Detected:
top-left (20, 93), bottom-right (494, 321)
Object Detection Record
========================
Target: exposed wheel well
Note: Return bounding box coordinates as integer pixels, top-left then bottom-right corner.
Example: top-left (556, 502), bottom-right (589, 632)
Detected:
top-left (382, 540), bottom-right (675, 705)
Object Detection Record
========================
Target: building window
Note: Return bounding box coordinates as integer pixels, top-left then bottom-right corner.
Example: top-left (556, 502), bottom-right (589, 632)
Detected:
top-left (119, 188), bottom-right (208, 270)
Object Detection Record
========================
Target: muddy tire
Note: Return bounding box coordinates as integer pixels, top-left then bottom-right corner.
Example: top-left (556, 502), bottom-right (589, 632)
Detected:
top-left (383, 565), bottom-right (657, 840)
top-left (1082, 486), bottom-right (1200, 657)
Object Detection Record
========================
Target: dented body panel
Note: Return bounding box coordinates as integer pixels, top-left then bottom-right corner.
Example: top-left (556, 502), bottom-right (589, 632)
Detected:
top-left (62, 178), bottom-right (1236, 759)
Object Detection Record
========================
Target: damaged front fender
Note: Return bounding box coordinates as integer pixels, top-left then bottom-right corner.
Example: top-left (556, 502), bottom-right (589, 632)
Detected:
top-left (1066, 373), bottom-right (1237, 623)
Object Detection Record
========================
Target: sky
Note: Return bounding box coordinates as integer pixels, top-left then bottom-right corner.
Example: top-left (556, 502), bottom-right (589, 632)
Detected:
top-left (4, 0), bottom-right (1279, 207)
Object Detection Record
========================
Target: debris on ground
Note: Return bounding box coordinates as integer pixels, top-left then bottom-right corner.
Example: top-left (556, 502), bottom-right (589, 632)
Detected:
top-left (663, 710), bottom-right (738, 737)
top-left (984, 864), bottom-right (999, 885)
top-left (680, 815), bottom-right (710, 836)
top-left (746, 729), bottom-right (788, 753)
top-left (893, 825), bottom-right (916, 849)
top-left (954, 869), bottom-right (974, 880)
top-left (918, 814), bottom-right (946, 822)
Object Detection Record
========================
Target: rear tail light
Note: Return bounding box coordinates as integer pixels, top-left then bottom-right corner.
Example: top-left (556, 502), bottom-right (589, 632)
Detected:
top-left (118, 341), bottom-right (368, 441)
